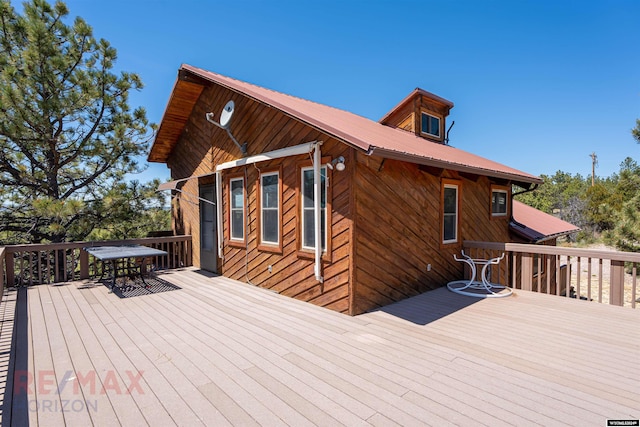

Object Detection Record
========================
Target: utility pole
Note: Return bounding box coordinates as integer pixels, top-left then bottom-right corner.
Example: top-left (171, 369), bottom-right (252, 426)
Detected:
top-left (590, 152), bottom-right (598, 186)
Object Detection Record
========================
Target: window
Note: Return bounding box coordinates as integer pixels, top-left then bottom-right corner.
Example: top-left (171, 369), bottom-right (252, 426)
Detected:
top-left (301, 166), bottom-right (327, 251)
top-left (260, 171), bottom-right (280, 247)
top-left (442, 182), bottom-right (459, 244)
top-left (229, 177), bottom-right (244, 242)
top-left (421, 112), bottom-right (441, 138)
top-left (491, 188), bottom-right (508, 217)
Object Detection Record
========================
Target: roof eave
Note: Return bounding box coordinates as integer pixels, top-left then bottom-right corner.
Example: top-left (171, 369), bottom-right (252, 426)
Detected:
top-left (369, 147), bottom-right (543, 186)
top-left (379, 88), bottom-right (454, 124)
top-left (509, 220), bottom-right (581, 243)
top-left (147, 67), bottom-right (208, 163)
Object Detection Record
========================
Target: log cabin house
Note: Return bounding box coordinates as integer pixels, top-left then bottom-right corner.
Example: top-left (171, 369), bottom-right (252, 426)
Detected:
top-left (149, 64), bottom-right (578, 315)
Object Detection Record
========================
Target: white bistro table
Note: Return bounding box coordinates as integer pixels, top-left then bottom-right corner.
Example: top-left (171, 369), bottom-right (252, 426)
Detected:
top-left (446, 251), bottom-right (512, 298)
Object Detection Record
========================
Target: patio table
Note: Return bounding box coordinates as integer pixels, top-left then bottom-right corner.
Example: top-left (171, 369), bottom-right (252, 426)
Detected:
top-left (447, 250), bottom-right (512, 298)
top-left (84, 245), bottom-right (168, 292)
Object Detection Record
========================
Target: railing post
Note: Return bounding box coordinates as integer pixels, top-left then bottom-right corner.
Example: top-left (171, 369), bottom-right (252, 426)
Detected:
top-left (610, 260), bottom-right (625, 306)
top-left (6, 252), bottom-right (14, 288)
top-left (521, 253), bottom-right (533, 291)
top-left (0, 248), bottom-right (5, 299)
top-left (80, 249), bottom-right (89, 280)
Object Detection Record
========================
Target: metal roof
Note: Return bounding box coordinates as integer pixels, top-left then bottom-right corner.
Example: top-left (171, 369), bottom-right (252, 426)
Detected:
top-left (510, 201), bottom-right (580, 242)
top-left (149, 64), bottom-right (543, 186)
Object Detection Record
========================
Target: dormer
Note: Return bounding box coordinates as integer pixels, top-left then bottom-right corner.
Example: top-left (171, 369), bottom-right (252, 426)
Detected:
top-left (379, 88), bottom-right (454, 144)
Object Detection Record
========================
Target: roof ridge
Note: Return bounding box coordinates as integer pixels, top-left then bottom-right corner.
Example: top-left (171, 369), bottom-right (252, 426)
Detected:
top-left (161, 64), bottom-right (542, 185)
top-left (184, 64), bottom-right (374, 122)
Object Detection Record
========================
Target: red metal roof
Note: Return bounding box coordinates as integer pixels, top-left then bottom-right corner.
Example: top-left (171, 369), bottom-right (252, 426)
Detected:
top-left (151, 64), bottom-right (543, 185)
top-left (510, 201), bottom-right (580, 242)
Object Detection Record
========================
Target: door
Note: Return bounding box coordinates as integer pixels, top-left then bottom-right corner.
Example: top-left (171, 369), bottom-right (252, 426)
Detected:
top-left (199, 184), bottom-right (217, 272)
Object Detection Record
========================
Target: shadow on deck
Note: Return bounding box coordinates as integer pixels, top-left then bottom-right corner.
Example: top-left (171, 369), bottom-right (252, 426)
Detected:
top-left (376, 288), bottom-right (481, 325)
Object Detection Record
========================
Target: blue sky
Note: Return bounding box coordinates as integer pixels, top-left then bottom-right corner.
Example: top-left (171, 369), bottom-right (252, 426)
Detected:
top-left (15, 0), bottom-right (640, 182)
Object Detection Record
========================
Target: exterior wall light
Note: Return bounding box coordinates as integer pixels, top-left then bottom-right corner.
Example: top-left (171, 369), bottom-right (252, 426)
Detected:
top-left (327, 156), bottom-right (346, 171)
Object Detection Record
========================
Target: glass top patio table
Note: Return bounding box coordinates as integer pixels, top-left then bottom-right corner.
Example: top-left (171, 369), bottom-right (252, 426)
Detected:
top-left (84, 245), bottom-right (168, 261)
top-left (84, 245), bottom-right (168, 291)
top-left (446, 250), bottom-right (512, 298)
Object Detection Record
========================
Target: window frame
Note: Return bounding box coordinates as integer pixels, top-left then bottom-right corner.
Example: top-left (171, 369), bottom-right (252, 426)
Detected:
top-left (227, 175), bottom-right (246, 247)
top-left (296, 158), bottom-right (332, 260)
top-left (257, 167), bottom-right (283, 253)
top-left (421, 111), bottom-right (442, 139)
top-left (441, 179), bottom-right (461, 245)
top-left (490, 185), bottom-right (509, 218)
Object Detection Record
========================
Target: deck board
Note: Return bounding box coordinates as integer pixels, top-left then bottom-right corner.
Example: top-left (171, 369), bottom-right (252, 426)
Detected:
top-left (0, 267), bottom-right (638, 426)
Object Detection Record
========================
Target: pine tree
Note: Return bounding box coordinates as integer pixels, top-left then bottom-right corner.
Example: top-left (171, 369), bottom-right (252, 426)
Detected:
top-left (605, 194), bottom-right (640, 253)
top-left (0, 0), bottom-right (152, 243)
top-left (633, 119), bottom-right (640, 144)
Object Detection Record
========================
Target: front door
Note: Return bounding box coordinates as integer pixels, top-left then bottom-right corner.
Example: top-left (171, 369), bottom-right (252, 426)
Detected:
top-left (199, 184), bottom-right (217, 272)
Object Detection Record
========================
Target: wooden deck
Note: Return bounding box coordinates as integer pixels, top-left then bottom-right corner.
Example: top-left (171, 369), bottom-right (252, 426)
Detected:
top-left (0, 268), bottom-right (638, 426)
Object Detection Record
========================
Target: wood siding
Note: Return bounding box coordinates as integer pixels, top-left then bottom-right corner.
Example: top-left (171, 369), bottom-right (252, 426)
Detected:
top-left (351, 156), bottom-right (513, 314)
top-left (380, 101), bottom-right (415, 132)
top-left (167, 83), bottom-right (354, 313)
top-left (165, 79), bottom-right (530, 316)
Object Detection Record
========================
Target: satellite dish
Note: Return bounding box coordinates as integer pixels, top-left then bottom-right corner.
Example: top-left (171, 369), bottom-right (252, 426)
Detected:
top-left (219, 100), bottom-right (235, 129)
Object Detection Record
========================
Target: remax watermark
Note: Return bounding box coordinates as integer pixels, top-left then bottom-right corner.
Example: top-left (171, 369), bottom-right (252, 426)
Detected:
top-left (14, 369), bottom-right (145, 396)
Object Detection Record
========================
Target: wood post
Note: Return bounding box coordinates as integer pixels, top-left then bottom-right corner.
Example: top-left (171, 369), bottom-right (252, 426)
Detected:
top-left (5, 251), bottom-right (14, 288)
top-left (610, 260), bottom-right (624, 306)
top-left (0, 248), bottom-right (5, 299)
top-left (521, 253), bottom-right (533, 291)
top-left (80, 249), bottom-right (89, 280)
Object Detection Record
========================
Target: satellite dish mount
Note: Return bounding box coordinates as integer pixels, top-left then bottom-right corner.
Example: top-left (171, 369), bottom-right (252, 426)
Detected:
top-left (205, 100), bottom-right (248, 156)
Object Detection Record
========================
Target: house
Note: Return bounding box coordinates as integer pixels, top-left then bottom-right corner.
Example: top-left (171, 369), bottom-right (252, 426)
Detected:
top-left (149, 64), bottom-right (576, 315)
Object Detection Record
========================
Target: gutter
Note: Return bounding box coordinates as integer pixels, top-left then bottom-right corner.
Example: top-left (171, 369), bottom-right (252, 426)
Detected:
top-left (367, 147), bottom-right (543, 186)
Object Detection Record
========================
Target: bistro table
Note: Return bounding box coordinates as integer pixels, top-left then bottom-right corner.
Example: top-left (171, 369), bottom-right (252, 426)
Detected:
top-left (447, 250), bottom-right (512, 298)
top-left (84, 245), bottom-right (168, 292)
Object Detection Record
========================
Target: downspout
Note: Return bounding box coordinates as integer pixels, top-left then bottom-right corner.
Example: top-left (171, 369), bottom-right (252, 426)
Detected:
top-left (313, 142), bottom-right (324, 283)
top-left (215, 171), bottom-right (224, 260)
top-left (511, 183), bottom-right (539, 220)
top-left (509, 183), bottom-right (539, 238)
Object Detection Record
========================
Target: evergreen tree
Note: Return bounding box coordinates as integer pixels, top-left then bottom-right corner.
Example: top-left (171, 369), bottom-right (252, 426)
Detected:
top-left (633, 119), bottom-right (640, 144)
top-left (604, 158), bottom-right (640, 253)
top-left (86, 179), bottom-right (169, 241)
top-left (0, 0), bottom-right (153, 243)
top-left (585, 182), bottom-right (619, 232)
top-left (604, 194), bottom-right (640, 253)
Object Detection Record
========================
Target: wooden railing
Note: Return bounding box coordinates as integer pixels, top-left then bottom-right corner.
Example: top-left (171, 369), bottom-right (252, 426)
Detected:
top-left (0, 246), bottom-right (5, 302)
top-left (464, 241), bottom-right (639, 308)
top-left (0, 236), bottom-right (192, 289)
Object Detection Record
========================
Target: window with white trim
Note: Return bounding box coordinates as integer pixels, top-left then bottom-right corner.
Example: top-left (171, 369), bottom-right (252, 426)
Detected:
top-left (260, 171), bottom-right (280, 246)
top-left (491, 189), bottom-right (508, 216)
top-left (443, 183), bottom-right (458, 244)
top-left (301, 166), bottom-right (327, 251)
top-left (229, 177), bottom-right (244, 241)
top-left (421, 112), bottom-right (441, 138)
